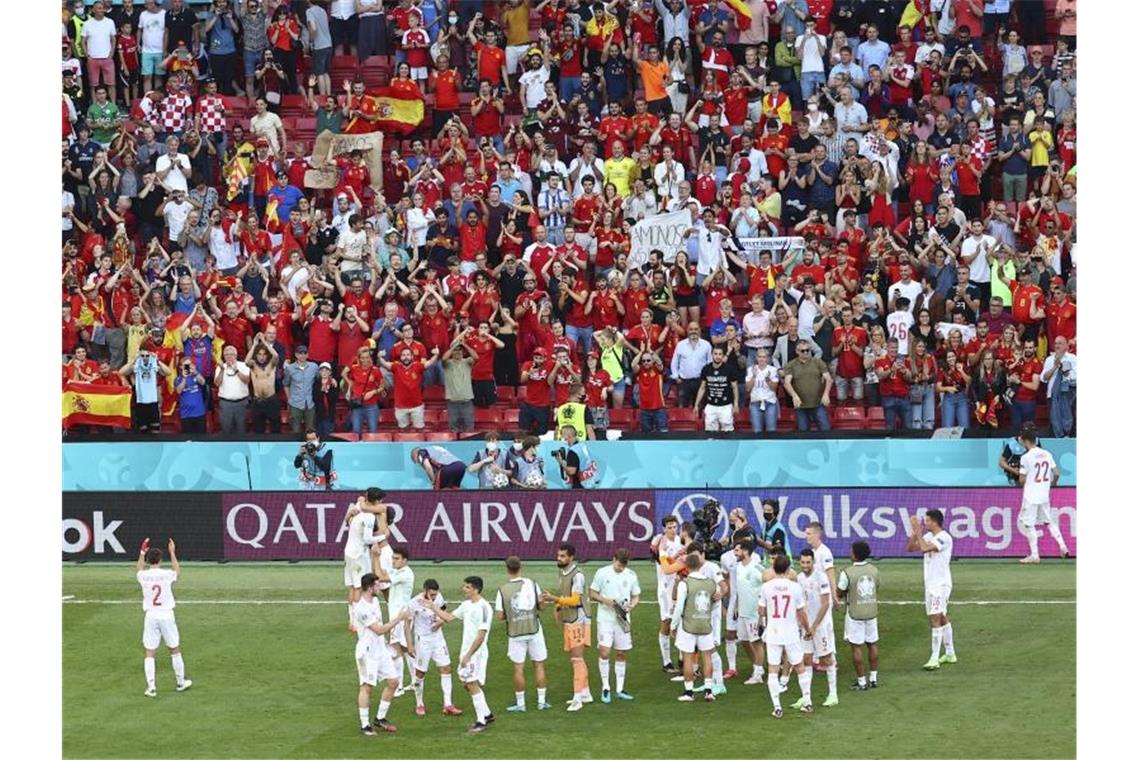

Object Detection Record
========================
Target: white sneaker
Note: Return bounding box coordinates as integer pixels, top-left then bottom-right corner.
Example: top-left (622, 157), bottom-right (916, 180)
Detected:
top-left (393, 686), bottom-right (407, 698)
top-left (743, 674), bottom-right (766, 685)
top-left (176, 680), bottom-right (193, 692)
top-left (1019, 556), bottom-right (1041, 564)
top-left (566, 699), bottom-right (583, 712)
top-left (669, 674), bottom-right (686, 682)
top-left (144, 686), bottom-right (157, 698)
top-left (779, 681), bottom-right (789, 694)
top-left (578, 693), bottom-right (593, 704)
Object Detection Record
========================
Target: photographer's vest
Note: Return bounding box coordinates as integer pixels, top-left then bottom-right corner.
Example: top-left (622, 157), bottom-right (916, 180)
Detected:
top-left (563, 441), bottom-right (598, 488)
top-left (763, 519), bottom-right (793, 562)
top-left (513, 453), bottom-right (545, 485)
top-left (681, 576), bottom-right (716, 635)
top-left (474, 448), bottom-right (510, 488)
top-left (845, 563), bottom-right (880, 621)
top-left (556, 565), bottom-right (588, 624)
top-left (498, 578), bottom-right (541, 638)
top-left (555, 401), bottom-right (588, 441)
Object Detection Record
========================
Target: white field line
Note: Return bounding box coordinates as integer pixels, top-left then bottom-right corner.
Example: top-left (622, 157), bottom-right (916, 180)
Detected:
top-left (63, 598), bottom-right (1076, 606)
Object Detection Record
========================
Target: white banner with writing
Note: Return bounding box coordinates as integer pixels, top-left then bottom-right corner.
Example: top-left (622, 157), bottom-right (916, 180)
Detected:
top-left (628, 209), bottom-right (692, 269)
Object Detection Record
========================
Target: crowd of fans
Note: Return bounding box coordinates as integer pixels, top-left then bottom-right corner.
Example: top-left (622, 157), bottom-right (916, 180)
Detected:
top-left (61, 0), bottom-right (1077, 439)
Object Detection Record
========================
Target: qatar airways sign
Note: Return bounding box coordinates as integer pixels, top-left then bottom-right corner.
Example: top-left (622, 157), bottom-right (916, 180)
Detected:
top-left (222, 490), bottom-right (656, 560)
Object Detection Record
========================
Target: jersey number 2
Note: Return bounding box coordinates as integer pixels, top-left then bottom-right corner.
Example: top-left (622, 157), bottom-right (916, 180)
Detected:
top-left (1033, 461), bottom-right (1050, 483)
top-left (151, 585), bottom-right (163, 606)
top-left (771, 594), bottom-right (791, 619)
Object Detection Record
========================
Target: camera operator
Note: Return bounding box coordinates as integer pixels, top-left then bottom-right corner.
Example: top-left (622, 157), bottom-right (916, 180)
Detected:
top-left (719, 507), bottom-right (757, 550)
top-left (690, 498), bottom-right (726, 561)
top-left (294, 428), bottom-right (335, 490)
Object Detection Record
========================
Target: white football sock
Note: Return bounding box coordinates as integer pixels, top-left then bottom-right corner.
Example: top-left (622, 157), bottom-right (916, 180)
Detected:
top-left (537, 687), bottom-right (547, 704)
top-left (598, 657), bottom-right (610, 690)
top-left (942, 623), bottom-right (955, 656)
top-left (658, 634), bottom-right (671, 666)
top-left (515, 690), bottom-right (525, 707)
top-left (683, 679), bottom-right (694, 693)
top-left (1047, 523), bottom-right (1070, 555)
top-left (440, 673), bottom-right (453, 705)
top-left (358, 707), bottom-right (369, 728)
top-left (931, 626), bottom-right (944, 658)
top-left (171, 653), bottom-right (185, 685)
top-left (725, 640), bottom-right (737, 669)
top-left (797, 669), bottom-right (813, 706)
top-left (413, 678), bottom-right (425, 708)
top-left (767, 673), bottom-right (782, 708)
top-left (472, 690), bottom-right (490, 721)
top-left (826, 664), bottom-right (837, 699)
top-left (375, 699), bottom-right (390, 720)
top-left (711, 651), bottom-right (724, 685)
top-left (1023, 521), bottom-right (1040, 558)
top-left (615, 661), bottom-right (627, 692)
top-left (144, 656), bottom-right (155, 688)
top-left (869, 669), bottom-right (878, 682)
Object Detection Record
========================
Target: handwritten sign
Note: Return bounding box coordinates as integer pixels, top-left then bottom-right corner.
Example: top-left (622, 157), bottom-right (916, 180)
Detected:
top-left (628, 209), bottom-right (692, 268)
top-left (304, 130), bottom-right (385, 191)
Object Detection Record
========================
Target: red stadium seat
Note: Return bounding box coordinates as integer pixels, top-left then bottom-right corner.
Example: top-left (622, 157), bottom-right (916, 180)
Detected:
top-left (777, 408), bottom-right (796, 432)
top-left (360, 432), bottom-right (393, 442)
top-left (423, 385), bottom-right (445, 402)
top-left (832, 406), bottom-right (866, 431)
top-left (392, 431), bottom-right (427, 442)
top-left (502, 408), bottom-right (520, 427)
top-left (667, 408), bottom-right (698, 431)
top-left (497, 385), bottom-right (517, 402)
top-left (608, 408), bottom-right (635, 430)
top-left (865, 407), bottom-right (886, 429)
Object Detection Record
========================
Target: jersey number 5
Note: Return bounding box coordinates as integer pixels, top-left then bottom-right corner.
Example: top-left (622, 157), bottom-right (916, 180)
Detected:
top-left (771, 594), bottom-right (791, 619)
top-left (151, 584), bottom-right (163, 606)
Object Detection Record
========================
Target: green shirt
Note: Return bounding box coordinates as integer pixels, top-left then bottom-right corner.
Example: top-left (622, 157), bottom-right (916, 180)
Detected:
top-left (87, 101), bottom-right (121, 145)
top-left (589, 564), bottom-right (641, 625)
top-left (734, 558), bottom-right (765, 621)
top-left (990, 258), bottom-right (1017, 309)
top-left (443, 356), bottom-right (474, 402)
top-left (783, 356), bottom-right (831, 408)
top-left (316, 108), bottom-right (343, 135)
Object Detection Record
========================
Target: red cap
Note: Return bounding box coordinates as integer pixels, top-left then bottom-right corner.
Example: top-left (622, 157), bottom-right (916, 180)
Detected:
top-left (1050, 276), bottom-right (1065, 287)
top-left (738, 158), bottom-right (751, 171)
top-left (533, 347), bottom-right (547, 356)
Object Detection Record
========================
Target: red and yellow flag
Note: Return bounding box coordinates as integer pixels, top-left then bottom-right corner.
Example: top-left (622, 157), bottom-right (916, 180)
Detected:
top-left (63, 381), bottom-right (132, 429)
top-left (723, 0), bottom-right (753, 29)
top-left (366, 84), bottom-right (425, 136)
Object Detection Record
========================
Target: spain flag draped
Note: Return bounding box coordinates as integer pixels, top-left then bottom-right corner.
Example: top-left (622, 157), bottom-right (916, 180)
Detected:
top-left (365, 84), bottom-right (425, 135)
top-left (63, 381), bottom-right (132, 429)
top-left (723, 0), bottom-right (753, 29)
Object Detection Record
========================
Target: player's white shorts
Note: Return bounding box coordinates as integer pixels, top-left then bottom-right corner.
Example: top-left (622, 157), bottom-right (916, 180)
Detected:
top-left (597, 619), bottom-right (633, 651)
top-left (658, 583), bottom-right (675, 621)
top-left (704, 404), bottom-right (734, 431)
top-left (458, 649), bottom-right (488, 685)
top-left (1020, 499), bottom-right (1054, 526)
top-left (675, 628), bottom-right (717, 653)
top-left (344, 553), bottom-right (368, 588)
top-left (843, 614), bottom-right (879, 645)
top-left (377, 546), bottom-right (393, 590)
top-left (925, 584), bottom-right (952, 616)
top-left (803, 621), bottom-right (836, 658)
top-left (506, 632), bottom-right (548, 664)
top-left (142, 611), bottom-right (180, 649)
top-left (357, 645), bottom-right (399, 686)
top-left (413, 635), bottom-right (451, 673)
top-left (736, 617), bottom-right (761, 643)
top-left (765, 640), bottom-right (804, 667)
top-left (389, 617), bottom-right (409, 648)
top-left (724, 599), bottom-right (738, 634)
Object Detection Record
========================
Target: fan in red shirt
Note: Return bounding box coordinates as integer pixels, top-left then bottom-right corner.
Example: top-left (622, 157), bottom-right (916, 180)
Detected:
top-left (693, 164), bottom-right (718, 207)
top-left (621, 273), bottom-right (651, 330)
top-left (343, 81), bottom-right (380, 134)
top-left (832, 309), bottom-right (869, 400)
top-left (464, 322), bottom-right (503, 406)
top-left (342, 349), bottom-right (386, 411)
top-left (216, 300), bottom-right (255, 355)
top-left (572, 191), bottom-right (601, 237)
top-left (414, 295), bottom-right (452, 357)
top-left (303, 300), bottom-right (341, 365)
top-left (624, 308), bottom-right (663, 355)
top-left (701, 271), bottom-right (736, 328)
top-left (378, 346), bottom-right (439, 428)
top-left (334, 151), bottom-right (371, 200)
top-left (597, 103), bottom-right (632, 159)
top-left (1011, 267), bottom-right (1047, 340)
top-left (257, 295), bottom-right (298, 354)
top-left (549, 347), bottom-right (580, 406)
top-left (389, 323), bottom-right (429, 363)
top-left (1045, 278), bottom-right (1076, 347)
top-left (340, 276), bottom-right (374, 324)
top-left (588, 276), bottom-right (624, 330)
top-left (656, 115), bottom-right (695, 168)
top-left (474, 37), bottom-right (508, 88)
top-left (757, 123), bottom-right (789, 178)
top-left (633, 353), bottom-right (667, 430)
top-left (336, 307), bottom-right (371, 369)
top-left (790, 248), bottom-right (827, 291)
top-left (463, 273), bottom-right (500, 324)
top-left (630, 99), bottom-right (660, 152)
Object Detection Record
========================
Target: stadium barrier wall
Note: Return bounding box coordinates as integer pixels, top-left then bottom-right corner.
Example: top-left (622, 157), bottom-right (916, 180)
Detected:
top-left (62, 438), bottom-right (1076, 491)
top-left (62, 487), bottom-right (1076, 562)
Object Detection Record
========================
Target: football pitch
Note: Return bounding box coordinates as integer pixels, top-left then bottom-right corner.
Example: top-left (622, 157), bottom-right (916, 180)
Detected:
top-left (63, 560), bottom-right (1075, 758)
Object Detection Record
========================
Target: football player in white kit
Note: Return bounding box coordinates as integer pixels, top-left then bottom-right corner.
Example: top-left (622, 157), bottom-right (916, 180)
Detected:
top-left (1013, 426), bottom-right (1072, 563)
top-left (376, 546), bottom-right (415, 697)
top-left (651, 515), bottom-right (685, 673)
top-left (406, 578), bottom-right (465, 717)
top-left (733, 538), bottom-right (768, 685)
top-left (353, 572), bottom-right (411, 735)
top-left (342, 488), bottom-right (391, 630)
top-left (494, 556), bottom-right (551, 713)
top-left (804, 522), bottom-right (837, 607)
top-left (136, 538), bottom-right (191, 697)
top-left (907, 509), bottom-right (957, 670)
top-left (758, 554), bottom-right (813, 718)
top-left (427, 576), bottom-right (496, 734)
top-left (795, 548), bottom-right (839, 707)
top-left (718, 526), bottom-right (743, 679)
top-left (590, 548), bottom-right (641, 703)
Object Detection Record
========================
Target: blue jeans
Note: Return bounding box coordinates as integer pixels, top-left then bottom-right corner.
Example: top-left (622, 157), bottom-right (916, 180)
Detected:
top-left (795, 406), bottom-right (830, 431)
top-left (940, 392), bottom-right (970, 428)
top-left (1049, 389), bottom-right (1075, 437)
top-left (800, 71), bottom-right (825, 102)
top-left (566, 324), bottom-right (593, 357)
top-left (316, 417), bottom-right (335, 439)
top-left (350, 404), bottom-right (379, 434)
top-left (560, 77), bottom-right (583, 103)
top-left (423, 361), bottom-right (444, 388)
top-left (640, 408), bottom-right (667, 432)
top-left (750, 401), bottom-right (778, 433)
top-left (910, 385), bottom-right (935, 430)
top-left (1010, 398), bottom-right (1038, 432)
top-left (546, 226), bottom-right (566, 245)
top-left (882, 396), bottom-right (911, 431)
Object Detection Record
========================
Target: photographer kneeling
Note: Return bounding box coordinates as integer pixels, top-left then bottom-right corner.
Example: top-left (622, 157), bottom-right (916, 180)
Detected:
top-left (294, 429), bottom-right (336, 490)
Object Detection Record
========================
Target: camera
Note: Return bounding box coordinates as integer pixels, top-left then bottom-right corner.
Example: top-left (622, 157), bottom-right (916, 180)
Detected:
top-left (692, 498), bottom-right (725, 561)
top-left (304, 441), bottom-right (318, 453)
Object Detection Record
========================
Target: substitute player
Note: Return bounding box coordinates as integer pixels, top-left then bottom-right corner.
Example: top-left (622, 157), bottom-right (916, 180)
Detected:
top-left (136, 537), bottom-right (191, 697)
top-left (376, 546), bottom-right (415, 696)
top-left (406, 579), bottom-right (464, 717)
top-left (589, 548), bottom-right (641, 703)
top-left (651, 515), bottom-right (685, 673)
top-left (494, 556), bottom-right (551, 712)
top-left (795, 548), bottom-right (838, 707)
top-left (693, 541), bottom-right (728, 696)
top-left (758, 554), bottom-right (813, 718)
top-left (836, 540), bottom-right (880, 690)
top-left (541, 543), bottom-right (593, 711)
top-left (1014, 425), bottom-right (1072, 563)
top-left (908, 509), bottom-right (957, 670)
top-left (429, 576), bottom-right (496, 734)
top-left (353, 573), bottom-right (411, 735)
top-left (671, 553), bottom-right (719, 702)
top-left (343, 488), bottom-right (391, 629)
top-left (734, 538), bottom-right (768, 686)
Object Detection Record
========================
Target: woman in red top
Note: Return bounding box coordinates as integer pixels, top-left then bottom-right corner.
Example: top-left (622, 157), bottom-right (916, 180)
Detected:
top-left (670, 252), bottom-right (700, 328)
top-left (586, 274), bottom-right (624, 332)
top-left (866, 162), bottom-right (896, 229)
top-left (906, 141), bottom-right (939, 214)
top-left (937, 349), bottom-right (972, 429)
top-left (583, 351), bottom-right (614, 437)
top-left (268, 6), bottom-right (302, 94)
top-left (993, 324), bottom-right (1020, 371)
top-left (471, 81), bottom-right (504, 147)
top-left (390, 61), bottom-right (422, 97)
top-left (594, 211), bottom-right (627, 272)
top-left (465, 271), bottom-right (500, 324)
top-left (970, 349), bottom-right (1008, 429)
top-left (459, 207), bottom-right (488, 267)
top-left (1055, 110), bottom-right (1076, 174)
top-left (342, 348), bottom-right (385, 434)
top-left (334, 150), bottom-right (370, 200)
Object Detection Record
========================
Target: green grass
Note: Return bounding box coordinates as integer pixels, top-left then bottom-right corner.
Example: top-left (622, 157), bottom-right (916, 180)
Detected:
top-left (63, 560), bottom-right (1075, 759)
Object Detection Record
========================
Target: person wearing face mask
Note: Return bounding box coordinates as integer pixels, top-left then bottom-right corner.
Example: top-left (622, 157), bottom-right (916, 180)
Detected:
top-left (555, 382), bottom-right (595, 443)
top-left (757, 499), bottom-right (792, 564)
top-left (294, 428), bottom-right (335, 490)
top-left (508, 436), bottom-right (547, 490)
top-left (468, 432), bottom-right (514, 489)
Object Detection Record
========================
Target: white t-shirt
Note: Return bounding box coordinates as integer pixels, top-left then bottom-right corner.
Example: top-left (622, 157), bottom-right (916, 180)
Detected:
top-left (888, 278), bottom-right (923, 309)
top-left (156, 153), bottom-right (190, 194)
top-left (519, 66), bottom-right (550, 110)
top-left (250, 111), bottom-right (285, 154)
top-left (408, 593), bottom-right (448, 639)
top-left (353, 596), bottom-right (386, 651)
top-left (388, 565), bottom-right (415, 616)
top-left (746, 364), bottom-right (780, 403)
top-left (885, 310), bottom-right (915, 355)
top-left (590, 565), bottom-right (640, 624)
top-left (139, 9), bottom-right (167, 54)
top-left (455, 598), bottom-right (493, 658)
top-left (163, 199), bottom-right (192, 239)
top-left (215, 361), bottom-right (251, 399)
top-left (797, 567), bottom-right (831, 623)
top-left (695, 227), bottom-right (727, 275)
top-left (82, 16), bottom-right (117, 59)
top-left (209, 225), bottom-right (240, 270)
top-left (795, 33), bottom-right (827, 73)
top-left (1041, 352), bottom-right (1077, 398)
top-left (759, 577), bottom-right (806, 644)
top-left (922, 530), bottom-right (953, 589)
top-left (344, 511), bottom-right (377, 559)
top-left (719, 551), bottom-right (738, 608)
top-left (961, 234), bottom-right (996, 283)
top-left (1019, 446), bottom-right (1057, 504)
top-left (137, 567), bottom-right (178, 613)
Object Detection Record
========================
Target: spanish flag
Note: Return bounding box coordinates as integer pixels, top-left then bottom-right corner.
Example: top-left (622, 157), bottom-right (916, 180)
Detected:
top-left (63, 381), bottom-right (132, 429)
top-left (366, 85), bottom-right (425, 136)
top-left (723, 0), bottom-right (753, 29)
top-left (225, 156), bottom-right (248, 202)
top-left (265, 194), bottom-right (281, 232)
top-left (899, 1), bottom-right (929, 33)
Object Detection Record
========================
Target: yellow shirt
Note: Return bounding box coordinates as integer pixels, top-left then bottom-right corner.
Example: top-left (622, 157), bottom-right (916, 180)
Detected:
top-left (604, 157), bottom-right (637, 197)
top-left (501, 4), bottom-right (530, 46)
top-left (758, 191), bottom-right (782, 221)
top-left (1027, 129), bottom-right (1053, 167)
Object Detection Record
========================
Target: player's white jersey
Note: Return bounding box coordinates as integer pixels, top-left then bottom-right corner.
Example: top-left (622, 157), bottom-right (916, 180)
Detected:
top-left (408, 593), bottom-right (447, 639)
top-left (455, 598), bottom-right (493, 658)
top-left (719, 550), bottom-right (738, 611)
top-left (922, 530), bottom-right (954, 589)
top-left (387, 565), bottom-right (415, 616)
top-left (344, 511), bottom-right (377, 559)
top-left (812, 542), bottom-right (835, 577)
top-left (657, 534), bottom-right (684, 591)
top-left (590, 566), bottom-right (639, 624)
top-left (1019, 446), bottom-right (1057, 504)
top-left (137, 568), bottom-right (178, 613)
top-left (759, 577), bottom-right (806, 644)
top-left (699, 560), bottom-right (724, 590)
top-left (797, 567), bottom-right (832, 623)
top-left (353, 596), bottom-right (386, 651)
top-left (735, 557), bottom-right (765, 620)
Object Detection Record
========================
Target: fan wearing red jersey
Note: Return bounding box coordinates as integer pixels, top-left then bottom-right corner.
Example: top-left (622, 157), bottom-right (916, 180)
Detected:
top-left (376, 345), bottom-right (441, 430)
